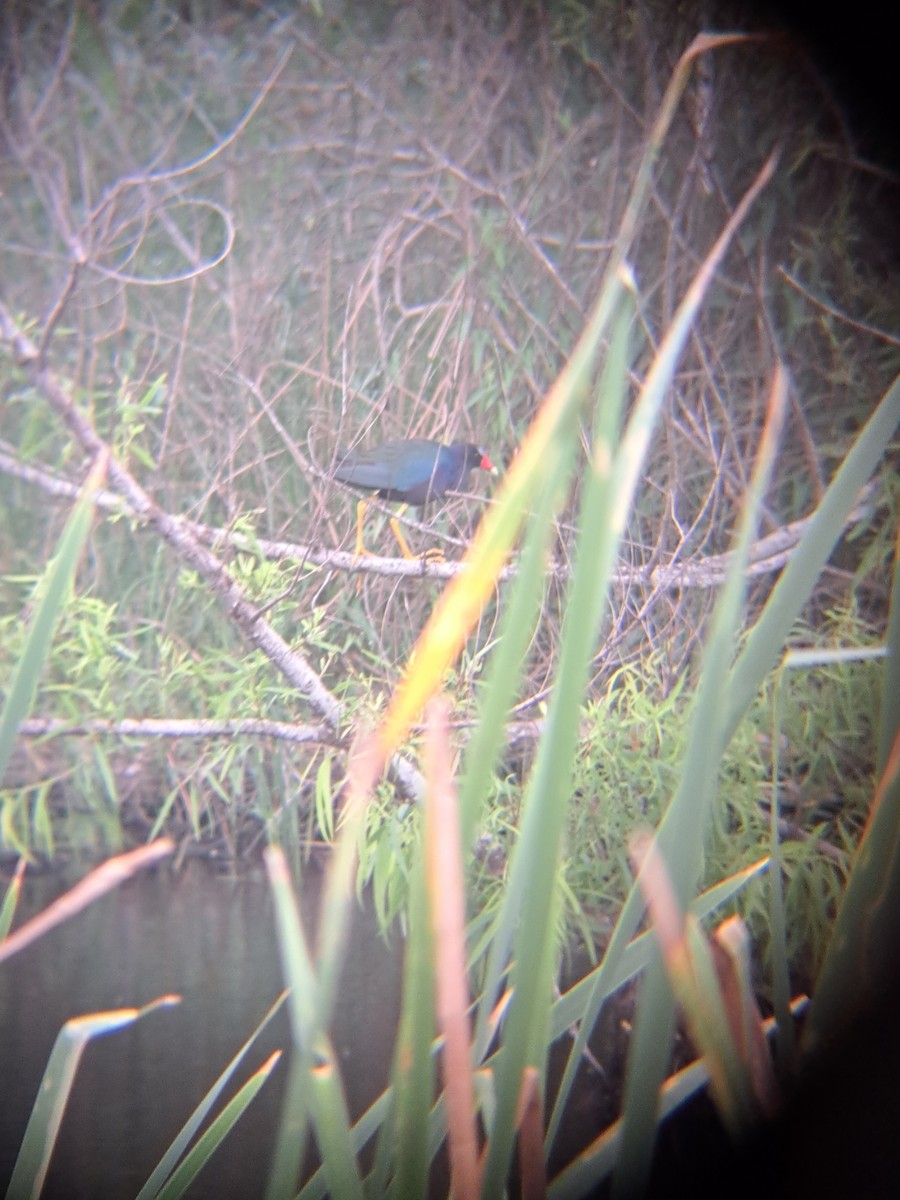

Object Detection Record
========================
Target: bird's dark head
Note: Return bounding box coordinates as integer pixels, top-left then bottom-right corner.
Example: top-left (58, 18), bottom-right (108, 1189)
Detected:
top-left (461, 443), bottom-right (497, 476)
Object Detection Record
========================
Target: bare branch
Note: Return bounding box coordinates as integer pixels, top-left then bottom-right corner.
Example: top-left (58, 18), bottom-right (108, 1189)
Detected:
top-left (0, 438), bottom-right (881, 590)
top-left (17, 716), bottom-right (341, 747)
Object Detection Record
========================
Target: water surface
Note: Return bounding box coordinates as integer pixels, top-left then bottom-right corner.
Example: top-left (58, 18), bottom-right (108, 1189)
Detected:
top-left (0, 859), bottom-right (403, 1198)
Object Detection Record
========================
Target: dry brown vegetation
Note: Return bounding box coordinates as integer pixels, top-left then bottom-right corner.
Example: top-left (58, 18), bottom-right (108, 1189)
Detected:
top-left (1, 2), bottom-right (896, 854)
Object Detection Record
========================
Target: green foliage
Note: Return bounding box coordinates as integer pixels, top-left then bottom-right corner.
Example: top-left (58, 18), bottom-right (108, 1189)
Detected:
top-left (357, 787), bottom-right (420, 933)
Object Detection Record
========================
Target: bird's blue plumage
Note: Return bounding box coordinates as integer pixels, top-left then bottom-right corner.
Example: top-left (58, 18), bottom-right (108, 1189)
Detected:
top-left (333, 439), bottom-right (492, 507)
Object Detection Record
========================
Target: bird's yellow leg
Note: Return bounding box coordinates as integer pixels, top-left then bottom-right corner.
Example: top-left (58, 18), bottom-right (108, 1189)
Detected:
top-left (354, 499), bottom-right (374, 557)
top-left (390, 504), bottom-right (444, 563)
top-left (389, 504), bottom-right (415, 559)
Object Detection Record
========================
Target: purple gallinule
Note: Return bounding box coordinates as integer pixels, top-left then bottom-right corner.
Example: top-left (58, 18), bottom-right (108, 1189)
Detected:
top-left (333, 437), bottom-right (496, 558)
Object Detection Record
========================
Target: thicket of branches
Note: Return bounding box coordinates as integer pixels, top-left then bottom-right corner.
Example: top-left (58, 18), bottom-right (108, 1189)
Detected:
top-left (1, 1), bottom-right (896, 839)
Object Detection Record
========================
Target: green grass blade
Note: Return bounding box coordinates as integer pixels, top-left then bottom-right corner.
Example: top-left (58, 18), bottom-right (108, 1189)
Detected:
top-left (316, 743), bottom-right (389, 1032)
top-left (471, 287), bottom-right (635, 1071)
top-left (478, 293), bottom-right (633, 1199)
top-left (725, 372), bottom-right (900, 740)
top-left (266, 1060), bottom-right (311, 1200)
top-left (299, 1091), bottom-right (396, 1200)
top-left (7, 996), bottom-right (177, 1200)
top-left (766, 671), bottom-right (796, 1076)
top-left (0, 451), bottom-right (107, 787)
top-left (802, 539), bottom-right (900, 1053)
top-left (360, 1088), bottom-right (398, 1199)
top-left (385, 850), bottom-right (435, 1200)
top-left (136, 993), bottom-right (286, 1200)
top-left (877, 524), bottom-right (900, 780)
top-left (264, 848), bottom-right (316, 1200)
top-left (466, 447), bottom-right (581, 1061)
top-left (574, 181), bottom-right (785, 1164)
top-left (152, 1051), bottom-right (283, 1200)
top-left (633, 836), bottom-right (759, 1136)
top-left (307, 1064), bottom-right (364, 1200)
top-left (0, 860), bottom-right (25, 941)
top-left (458, 451), bottom-right (574, 850)
top-left (613, 367), bottom-right (787, 1197)
top-left (264, 848), bottom-right (363, 1200)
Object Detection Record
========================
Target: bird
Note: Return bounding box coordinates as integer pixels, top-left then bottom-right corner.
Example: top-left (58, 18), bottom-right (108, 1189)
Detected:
top-left (333, 437), bottom-right (496, 558)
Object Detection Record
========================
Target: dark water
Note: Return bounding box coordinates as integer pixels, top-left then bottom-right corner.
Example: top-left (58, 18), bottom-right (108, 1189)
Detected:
top-left (6, 856), bottom-right (895, 1199)
top-left (0, 859), bottom-right (403, 1199)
